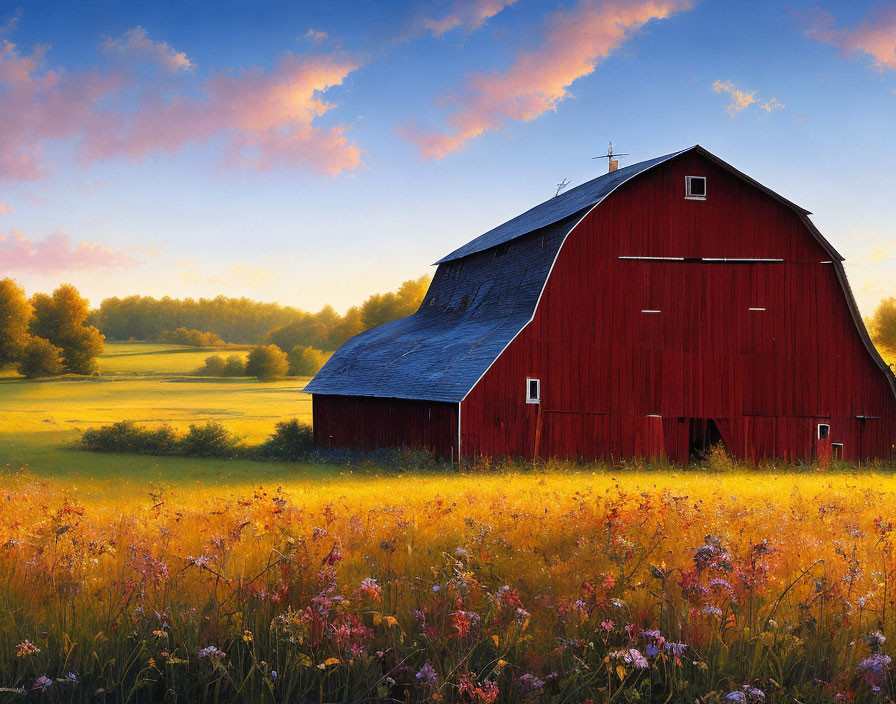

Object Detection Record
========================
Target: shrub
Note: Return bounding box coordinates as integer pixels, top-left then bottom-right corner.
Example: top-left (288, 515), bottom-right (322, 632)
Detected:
top-left (178, 421), bottom-right (243, 458)
top-left (198, 354), bottom-right (227, 376)
top-left (82, 420), bottom-right (179, 455)
top-left (245, 344), bottom-right (289, 381)
top-left (223, 355), bottom-right (246, 377)
top-left (258, 419), bottom-right (314, 461)
top-left (17, 336), bottom-right (64, 378)
top-left (287, 344), bottom-right (328, 376)
top-left (160, 327), bottom-right (226, 347)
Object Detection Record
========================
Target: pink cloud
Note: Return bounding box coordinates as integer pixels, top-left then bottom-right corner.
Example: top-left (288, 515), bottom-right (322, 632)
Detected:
top-left (0, 37), bottom-right (362, 181)
top-left (0, 203), bottom-right (12, 214)
top-left (0, 230), bottom-right (135, 273)
top-left (804, 5), bottom-right (896, 70)
top-left (424, 0), bottom-right (517, 36)
top-left (398, 0), bottom-right (693, 158)
top-left (101, 26), bottom-right (194, 72)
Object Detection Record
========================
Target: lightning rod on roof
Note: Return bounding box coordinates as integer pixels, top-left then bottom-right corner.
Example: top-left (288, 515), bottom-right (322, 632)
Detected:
top-left (592, 141), bottom-right (629, 173)
top-left (554, 178), bottom-right (570, 198)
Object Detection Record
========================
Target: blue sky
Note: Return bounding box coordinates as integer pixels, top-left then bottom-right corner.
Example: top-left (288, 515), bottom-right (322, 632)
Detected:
top-left (1, 0), bottom-right (894, 313)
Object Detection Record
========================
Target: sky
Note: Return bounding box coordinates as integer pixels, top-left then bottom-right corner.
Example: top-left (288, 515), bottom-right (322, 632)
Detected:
top-left (1, 0), bottom-right (894, 315)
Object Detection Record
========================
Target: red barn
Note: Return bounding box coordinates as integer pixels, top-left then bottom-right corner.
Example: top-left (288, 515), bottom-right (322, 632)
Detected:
top-left (305, 146), bottom-right (896, 463)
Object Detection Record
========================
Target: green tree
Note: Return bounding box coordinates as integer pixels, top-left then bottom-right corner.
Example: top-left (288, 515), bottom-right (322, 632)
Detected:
top-left (870, 297), bottom-right (896, 351)
top-left (198, 355), bottom-right (227, 376)
top-left (18, 336), bottom-right (64, 378)
top-left (223, 355), bottom-right (246, 377)
top-left (0, 278), bottom-right (32, 368)
top-left (245, 344), bottom-right (289, 381)
top-left (360, 275), bottom-right (430, 329)
top-left (30, 285), bottom-right (105, 374)
top-left (287, 345), bottom-right (328, 376)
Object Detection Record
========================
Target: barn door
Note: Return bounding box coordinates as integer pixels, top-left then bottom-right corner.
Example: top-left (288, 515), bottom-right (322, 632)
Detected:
top-left (688, 418), bottom-right (724, 461)
top-left (814, 422), bottom-right (832, 463)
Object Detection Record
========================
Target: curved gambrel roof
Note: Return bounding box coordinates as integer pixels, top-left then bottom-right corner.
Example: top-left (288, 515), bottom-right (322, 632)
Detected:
top-left (306, 146), bottom-right (895, 402)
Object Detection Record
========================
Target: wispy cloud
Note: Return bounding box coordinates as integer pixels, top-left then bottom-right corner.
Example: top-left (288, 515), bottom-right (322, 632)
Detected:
top-left (0, 203), bottom-right (12, 214)
top-left (422, 0), bottom-right (517, 36)
top-left (804, 5), bottom-right (896, 70)
top-left (397, 0), bottom-right (693, 159)
top-left (0, 36), bottom-right (363, 180)
top-left (712, 79), bottom-right (785, 116)
top-left (101, 26), bottom-right (194, 72)
top-left (0, 230), bottom-right (135, 273)
top-left (0, 10), bottom-right (20, 36)
top-left (303, 29), bottom-right (329, 43)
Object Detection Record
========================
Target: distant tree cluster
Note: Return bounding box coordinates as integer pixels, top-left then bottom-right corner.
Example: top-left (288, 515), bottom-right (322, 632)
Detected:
top-left (159, 327), bottom-right (226, 347)
top-left (870, 297), bottom-right (896, 353)
top-left (0, 279), bottom-right (105, 379)
top-left (93, 276), bottom-right (431, 351)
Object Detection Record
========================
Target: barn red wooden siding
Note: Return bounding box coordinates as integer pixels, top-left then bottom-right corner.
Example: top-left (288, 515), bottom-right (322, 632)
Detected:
top-left (460, 152), bottom-right (896, 462)
top-left (312, 395), bottom-right (458, 458)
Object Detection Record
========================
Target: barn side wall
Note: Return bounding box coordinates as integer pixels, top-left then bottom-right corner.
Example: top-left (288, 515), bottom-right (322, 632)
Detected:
top-left (461, 152), bottom-right (896, 462)
top-left (312, 395), bottom-right (458, 459)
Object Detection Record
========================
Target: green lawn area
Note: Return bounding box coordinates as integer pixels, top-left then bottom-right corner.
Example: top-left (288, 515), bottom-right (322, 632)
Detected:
top-left (0, 341), bottom-right (322, 489)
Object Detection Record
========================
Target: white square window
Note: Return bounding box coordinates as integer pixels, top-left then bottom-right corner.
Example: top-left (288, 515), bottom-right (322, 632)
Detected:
top-left (685, 175), bottom-right (707, 200)
top-left (526, 378), bottom-right (540, 404)
top-left (817, 423), bottom-right (830, 440)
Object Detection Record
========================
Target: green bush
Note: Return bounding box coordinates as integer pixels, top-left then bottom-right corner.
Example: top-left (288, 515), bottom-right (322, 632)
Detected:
top-left (17, 336), bottom-right (64, 379)
top-left (82, 420), bottom-right (179, 455)
top-left (223, 354), bottom-right (246, 377)
top-left (198, 354), bottom-right (227, 376)
top-left (258, 418), bottom-right (314, 461)
top-left (245, 344), bottom-right (289, 380)
top-left (82, 420), bottom-right (240, 458)
top-left (178, 421), bottom-right (243, 458)
top-left (287, 344), bottom-right (328, 376)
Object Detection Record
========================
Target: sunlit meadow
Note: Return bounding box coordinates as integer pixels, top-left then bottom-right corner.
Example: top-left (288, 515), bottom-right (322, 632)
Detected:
top-left (4, 465), bottom-right (896, 702)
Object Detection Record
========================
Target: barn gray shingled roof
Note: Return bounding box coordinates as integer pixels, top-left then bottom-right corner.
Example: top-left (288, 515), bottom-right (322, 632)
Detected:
top-left (304, 149), bottom-right (687, 402)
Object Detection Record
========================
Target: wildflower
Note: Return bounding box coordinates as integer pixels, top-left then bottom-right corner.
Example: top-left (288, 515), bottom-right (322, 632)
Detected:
top-left (745, 687), bottom-right (765, 702)
top-left (359, 577), bottom-right (382, 601)
top-left (664, 642), bottom-right (688, 658)
top-left (416, 662), bottom-right (438, 686)
top-left (65, 672), bottom-right (79, 683)
top-left (458, 676), bottom-right (499, 704)
top-left (725, 693), bottom-right (746, 703)
top-left (271, 670), bottom-right (277, 680)
top-left (198, 645), bottom-right (226, 659)
top-left (612, 648), bottom-right (648, 669)
top-left (33, 676), bottom-right (52, 691)
top-left (432, 585), bottom-right (441, 592)
top-left (517, 673), bottom-right (545, 696)
top-left (242, 630), bottom-right (253, 643)
top-left (866, 631), bottom-right (887, 652)
top-left (702, 606), bottom-right (723, 616)
top-left (600, 620), bottom-right (615, 631)
top-left (451, 610), bottom-right (480, 638)
top-left (709, 578), bottom-right (733, 590)
top-left (16, 640), bottom-right (40, 657)
top-left (455, 547), bottom-right (469, 558)
top-left (858, 653), bottom-right (891, 674)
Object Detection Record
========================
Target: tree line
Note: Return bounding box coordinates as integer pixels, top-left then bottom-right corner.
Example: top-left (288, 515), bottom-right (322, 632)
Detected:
top-left (92, 276), bottom-right (431, 350)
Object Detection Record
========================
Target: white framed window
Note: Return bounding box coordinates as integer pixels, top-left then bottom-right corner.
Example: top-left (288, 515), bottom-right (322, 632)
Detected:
top-left (526, 377), bottom-right (541, 404)
top-left (685, 175), bottom-right (707, 200)
top-left (817, 423), bottom-right (830, 440)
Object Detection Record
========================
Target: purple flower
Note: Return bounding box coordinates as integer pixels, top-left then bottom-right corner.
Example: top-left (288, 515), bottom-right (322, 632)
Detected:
top-left (416, 662), bottom-right (438, 686)
top-left (646, 644), bottom-right (659, 657)
top-left (65, 671), bottom-right (79, 682)
top-left (613, 648), bottom-right (648, 669)
top-left (664, 642), bottom-right (688, 658)
top-left (710, 578), bottom-right (733, 590)
top-left (198, 645), bottom-right (226, 659)
top-left (517, 673), bottom-right (545, 697)
top-left (725, 692), bottom-right (747, 703)
top-left (270, 670), bottom-right (277, 680)
top-left (33, 676), bottom-right (52, 691)
top-left (858, 653), bottom-right (892, 674)
top-left (702, 606), bottom-right (723, 616)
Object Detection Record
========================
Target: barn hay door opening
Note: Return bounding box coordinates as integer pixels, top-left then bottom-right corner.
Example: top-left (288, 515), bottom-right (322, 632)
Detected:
top-left (688, 418), bottom-right (725, 461)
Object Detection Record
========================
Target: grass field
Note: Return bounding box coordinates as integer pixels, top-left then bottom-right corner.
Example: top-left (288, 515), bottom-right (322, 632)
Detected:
top-left (3, 341), bottom-right (896, 701)
top-left (0, 341), bottom-right (315, 484)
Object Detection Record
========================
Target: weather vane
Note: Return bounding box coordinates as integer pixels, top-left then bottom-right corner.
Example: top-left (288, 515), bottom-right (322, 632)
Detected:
top-left (592, 141), bottom-right (628, 172)
top-left (554, 178), bottom-right (570, 197)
